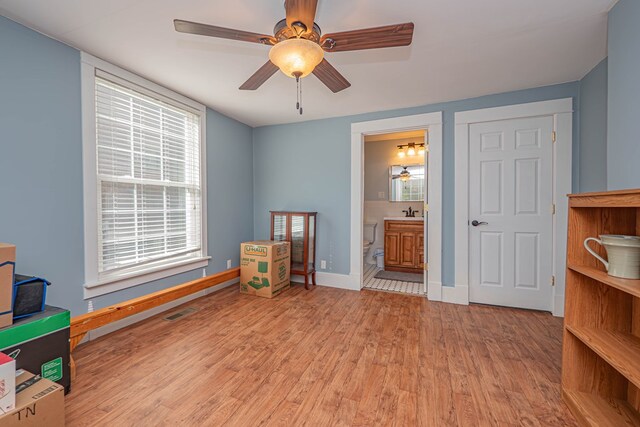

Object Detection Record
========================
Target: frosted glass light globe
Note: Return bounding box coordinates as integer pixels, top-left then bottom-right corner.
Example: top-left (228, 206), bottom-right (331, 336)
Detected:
top-left (269, 38), bottom-right (324, 78)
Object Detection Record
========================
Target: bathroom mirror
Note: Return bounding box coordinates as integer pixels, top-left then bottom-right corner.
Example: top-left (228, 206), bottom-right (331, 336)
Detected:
top-left (389, 164), bottom-right (425, 202)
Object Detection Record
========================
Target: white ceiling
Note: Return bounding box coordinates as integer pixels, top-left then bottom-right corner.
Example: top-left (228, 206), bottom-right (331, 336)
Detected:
top-left (0, 0), bottom-right (615, 127)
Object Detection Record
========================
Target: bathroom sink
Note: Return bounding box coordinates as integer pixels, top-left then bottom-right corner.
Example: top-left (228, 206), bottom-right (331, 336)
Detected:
top-left (384, 217), bottom-right (424, 221)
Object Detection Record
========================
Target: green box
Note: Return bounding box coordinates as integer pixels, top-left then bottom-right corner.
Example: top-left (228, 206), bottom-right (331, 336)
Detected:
top-left (0, 306), bottom-right (71, 394)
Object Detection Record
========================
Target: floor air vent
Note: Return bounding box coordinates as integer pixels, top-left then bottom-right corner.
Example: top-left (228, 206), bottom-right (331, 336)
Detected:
top-left (163, 307), bottom-right (198, 322)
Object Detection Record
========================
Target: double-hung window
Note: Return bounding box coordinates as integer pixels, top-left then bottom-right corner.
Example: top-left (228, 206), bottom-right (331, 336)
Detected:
top-left (82, 54), bottom-right (208, 298)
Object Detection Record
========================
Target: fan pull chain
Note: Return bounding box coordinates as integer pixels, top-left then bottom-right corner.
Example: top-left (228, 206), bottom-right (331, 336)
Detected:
top-left (296, 75), bottom-right (300, 111)
top-left (294, 73), bottom-right (303, 115)
top-left (299, 77), bottom-right (303, 115)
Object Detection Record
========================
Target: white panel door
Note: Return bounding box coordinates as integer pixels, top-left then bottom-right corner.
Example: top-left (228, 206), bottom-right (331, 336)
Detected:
top-left (468, 116), bottom-right (554, 311)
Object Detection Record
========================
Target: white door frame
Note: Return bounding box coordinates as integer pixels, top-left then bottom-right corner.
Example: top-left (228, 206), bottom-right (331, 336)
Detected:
top-left (454, 98), bottom-right (573, 316)
top-left (350, 112), bottom-right (443, 297)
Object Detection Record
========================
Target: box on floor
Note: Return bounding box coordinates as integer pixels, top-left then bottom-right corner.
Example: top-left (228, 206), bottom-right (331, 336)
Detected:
top-left (0, 370), bottom-right (64, 427)
top-left (0, 306), bottom-right (71, 394)
top-left (240, 241), bottom-right (291, 299)
top-left (0, 352), bottom-right (16, 414)
top-left (0, 243), bottom-right (16, 329)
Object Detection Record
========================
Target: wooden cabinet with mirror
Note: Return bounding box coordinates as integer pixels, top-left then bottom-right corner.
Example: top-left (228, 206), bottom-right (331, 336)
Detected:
top-left (270, 211), bottom-right (317, 289)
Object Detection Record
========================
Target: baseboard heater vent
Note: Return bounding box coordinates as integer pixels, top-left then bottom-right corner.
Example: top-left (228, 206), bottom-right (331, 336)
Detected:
top-left (163, 307), bottom-right (198, 322)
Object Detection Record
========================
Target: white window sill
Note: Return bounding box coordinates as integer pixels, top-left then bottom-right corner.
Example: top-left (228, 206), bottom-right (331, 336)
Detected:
top-left (83, 256), bottom-right (210, 299)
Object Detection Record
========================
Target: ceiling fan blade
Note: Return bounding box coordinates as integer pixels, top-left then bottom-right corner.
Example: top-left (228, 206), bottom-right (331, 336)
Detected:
top-left (321, 22), bottom-right (414, 52)
top-left (285, 0), bottom-right (318, 34)
top-left (239, 61), bottom-right (279, 90)
top-left (174, 19), bottom-right (275, 45)
top-left (312, 59), bottom-right (351, 93)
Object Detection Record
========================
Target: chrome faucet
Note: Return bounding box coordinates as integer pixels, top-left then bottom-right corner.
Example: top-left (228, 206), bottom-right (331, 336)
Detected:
top-left (402, 207), bottom-right (418, 217)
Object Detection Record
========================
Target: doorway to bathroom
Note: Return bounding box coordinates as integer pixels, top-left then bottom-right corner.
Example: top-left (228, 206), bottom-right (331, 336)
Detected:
top-left (361, 130), bottom-right (428, 296)
top-left (350, 112), bottom-right (442, 300)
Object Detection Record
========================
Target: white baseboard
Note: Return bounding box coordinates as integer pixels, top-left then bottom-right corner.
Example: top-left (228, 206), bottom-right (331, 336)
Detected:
top-left (442, 284), bottom-right (469, 305)
top-left (427, 281), bottom-right (442, 301)
top-left (84, 278), bottom-right (239, 343)
top-left (291, 272), bottom-right (358, 291)
top-left (427, 282), bottom-right (468, 305)
top-left (553, 294), bottom-right (565, 317)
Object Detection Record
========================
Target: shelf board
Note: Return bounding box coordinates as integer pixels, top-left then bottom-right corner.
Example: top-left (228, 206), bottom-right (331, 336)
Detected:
top-left (568, 189), bottom-right (640, 207)
top-left (566, 324), bottom-right (640, 390)
top-left (563, 389), bottom-right (640, 427)
top-left (568, 264), bottom-right (640, 299)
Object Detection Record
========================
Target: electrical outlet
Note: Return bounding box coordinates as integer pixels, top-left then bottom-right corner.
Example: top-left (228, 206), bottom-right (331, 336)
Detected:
top-left (227, 259), bottom-right (232, 269)
top-left (320, 260), bottom-right (327, 269)
top-left (378, 191), bottom-right (386, 199)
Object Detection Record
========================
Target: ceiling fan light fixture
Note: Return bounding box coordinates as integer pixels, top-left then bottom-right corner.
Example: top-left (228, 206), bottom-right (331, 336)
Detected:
top-left (400, 167), bottom-right (411, 182)
top-left (269, 38), bottom-right (324, 78)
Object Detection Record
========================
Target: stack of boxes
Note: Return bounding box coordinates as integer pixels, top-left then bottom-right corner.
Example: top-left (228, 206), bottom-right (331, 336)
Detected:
top-left (0, 243), bottom-right (66, 425)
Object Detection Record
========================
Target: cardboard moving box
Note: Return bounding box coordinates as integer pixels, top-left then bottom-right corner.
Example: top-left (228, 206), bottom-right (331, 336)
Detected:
top-left (0, 352), bottom-right (16, 414)
top-left (240, 241), bottom-right (290, 298)
top-left (0, 306), bottom-right (71, 394)
top-left (0, 370), bottom-right (64, 426)
top-left (0, 244), bottom-right (16, 329)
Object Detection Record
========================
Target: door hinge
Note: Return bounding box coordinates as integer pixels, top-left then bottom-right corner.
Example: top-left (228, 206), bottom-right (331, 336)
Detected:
top-left (424, 203), bottom-right (429, 212)
top-left (551, 204), bottom-right (556, 215)
top-left (550, 275), bottom-right (556, 287)
top-left (552, 131), bottom-right (557, 143)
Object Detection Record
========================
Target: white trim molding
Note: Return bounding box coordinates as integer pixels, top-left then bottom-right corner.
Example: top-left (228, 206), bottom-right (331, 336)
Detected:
top-left (291, 272), bottom-right (358, 291)
top-left (442, 284), bottom-right (469, 305)
top-left (454, 98), bottom-right (573, 316)
top-left (350, 112), bottom-right (443, 300)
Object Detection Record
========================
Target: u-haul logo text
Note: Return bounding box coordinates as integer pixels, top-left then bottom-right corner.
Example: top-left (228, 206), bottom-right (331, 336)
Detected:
top-left (244, 246), bottom-right (267, 257)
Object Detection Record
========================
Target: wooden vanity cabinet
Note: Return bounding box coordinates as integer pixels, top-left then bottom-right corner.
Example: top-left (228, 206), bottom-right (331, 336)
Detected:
top-left (384, 220), bottom-right (424, 273)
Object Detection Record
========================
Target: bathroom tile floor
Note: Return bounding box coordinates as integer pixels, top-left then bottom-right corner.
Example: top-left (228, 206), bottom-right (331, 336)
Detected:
top-left (363, 263), bottom-right (425, 296)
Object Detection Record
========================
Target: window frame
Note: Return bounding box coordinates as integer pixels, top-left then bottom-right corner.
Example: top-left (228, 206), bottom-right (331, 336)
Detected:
top-left (81, 53), bottom-right (209, 299)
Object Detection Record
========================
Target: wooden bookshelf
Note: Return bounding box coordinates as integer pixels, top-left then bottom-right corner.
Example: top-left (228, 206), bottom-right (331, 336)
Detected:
top-left (568, 264), bottom-right (640, 299)
top-left (566, 325), bottom-right (640, 390)
top-left (563, 390), bottom-right (640, 427)
top-left (563, 189), bottom-right (640, 426)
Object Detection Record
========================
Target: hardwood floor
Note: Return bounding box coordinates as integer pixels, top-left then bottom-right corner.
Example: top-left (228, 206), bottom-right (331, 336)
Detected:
top-left (66, 284), bottom-right (576, 426)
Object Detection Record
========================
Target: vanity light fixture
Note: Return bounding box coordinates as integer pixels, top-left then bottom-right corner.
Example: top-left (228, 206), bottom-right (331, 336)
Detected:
top-left (396, 142), bottom-right (426, 158)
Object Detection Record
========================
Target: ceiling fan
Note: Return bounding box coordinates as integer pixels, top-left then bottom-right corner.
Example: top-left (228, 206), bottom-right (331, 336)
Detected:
top-left (392, 166), bottom-right (412, 182)
top-left (174, 0), bottom-right (414, 110)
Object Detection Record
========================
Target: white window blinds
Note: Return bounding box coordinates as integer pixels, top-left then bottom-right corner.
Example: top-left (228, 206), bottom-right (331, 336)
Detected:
top-left (95, 75), bottom-right (202, 275)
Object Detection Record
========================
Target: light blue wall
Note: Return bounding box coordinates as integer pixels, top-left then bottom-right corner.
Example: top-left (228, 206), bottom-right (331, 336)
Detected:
top-left (607, 0), bottom-right (640, 190)
top-left (2, 11), bottom-right (605, 307)
top-left (0, 16), bottom-right (253, 316)
top-left (253, 83), bottom-right (581, 285)
top-left (578, 58), bottom-right (608, 193)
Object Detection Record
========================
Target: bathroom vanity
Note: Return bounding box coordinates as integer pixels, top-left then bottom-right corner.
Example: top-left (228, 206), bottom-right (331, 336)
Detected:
top-left (383, 218), bottom-right (424, 273)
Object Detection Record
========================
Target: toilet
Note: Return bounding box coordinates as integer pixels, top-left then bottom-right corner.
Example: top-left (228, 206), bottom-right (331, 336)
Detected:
top-left (363, 222), bottom-right (378, 264)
